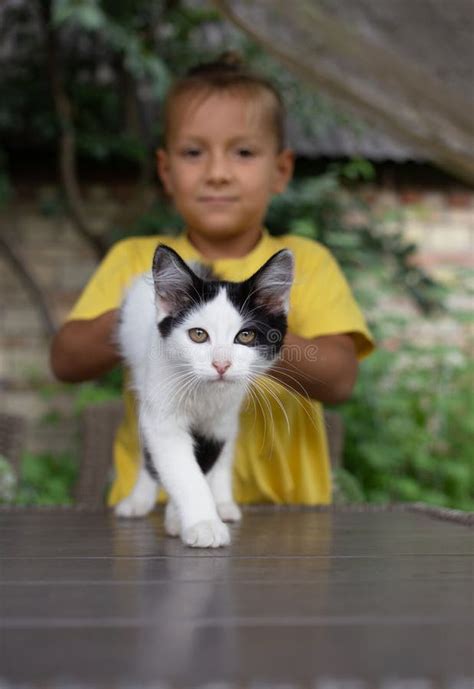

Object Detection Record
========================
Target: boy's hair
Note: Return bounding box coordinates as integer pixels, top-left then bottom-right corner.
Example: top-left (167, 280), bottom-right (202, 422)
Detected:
top-left (163, 52), bottom-right (286, 151)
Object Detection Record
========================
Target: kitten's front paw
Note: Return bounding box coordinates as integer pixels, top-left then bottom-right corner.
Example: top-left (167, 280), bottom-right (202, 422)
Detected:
top-left (182, 519), bottom-right (230, 548)
top-left (217, 501), bottom-right (242, 523)
top-left (114, 493), bottom-right (155, 518)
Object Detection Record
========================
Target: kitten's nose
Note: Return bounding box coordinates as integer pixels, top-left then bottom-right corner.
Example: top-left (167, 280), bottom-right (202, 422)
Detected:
top-left (212, 360), bottom-right (231, 376)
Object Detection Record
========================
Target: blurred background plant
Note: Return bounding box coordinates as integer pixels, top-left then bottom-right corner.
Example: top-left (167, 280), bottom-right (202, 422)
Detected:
top-left (337, 326), bottom-right (473, 510)
top-left (0, 0), bottom-right (472, 509)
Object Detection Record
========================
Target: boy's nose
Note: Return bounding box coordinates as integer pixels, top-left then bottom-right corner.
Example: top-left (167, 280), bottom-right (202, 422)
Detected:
top-left (207, 153), bottom-right (230, 182)
top-left (212, 360), bottom-right (231, 376)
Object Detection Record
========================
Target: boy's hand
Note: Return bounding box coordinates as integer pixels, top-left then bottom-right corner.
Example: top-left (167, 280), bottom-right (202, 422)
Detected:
top-left (270, 332), bottom-right (358, 404)
top-left (50, 309), bottom-right (121, 383)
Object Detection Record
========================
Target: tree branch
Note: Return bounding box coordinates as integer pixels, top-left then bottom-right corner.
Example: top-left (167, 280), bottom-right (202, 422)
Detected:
top-left (38, 0), bottom-right (108, 259)
top-left (0, 232), bottom-right (57, 338)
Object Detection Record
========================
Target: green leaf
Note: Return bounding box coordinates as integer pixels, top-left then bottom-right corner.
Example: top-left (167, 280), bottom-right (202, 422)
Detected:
top-left (53, 0), bottom-right (105, 30)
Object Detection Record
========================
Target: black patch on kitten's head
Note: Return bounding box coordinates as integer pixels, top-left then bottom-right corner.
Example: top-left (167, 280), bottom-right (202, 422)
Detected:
top-left (226, 249), bottom-right (294, 359)
top-left (153, 245), bottom-right (220, 337)
top-left (152, 244), bottom-right (294, 351)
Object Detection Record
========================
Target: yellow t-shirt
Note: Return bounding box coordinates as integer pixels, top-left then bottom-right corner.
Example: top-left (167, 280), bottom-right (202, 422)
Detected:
top-left (68, 231), bottom-right (374, 505)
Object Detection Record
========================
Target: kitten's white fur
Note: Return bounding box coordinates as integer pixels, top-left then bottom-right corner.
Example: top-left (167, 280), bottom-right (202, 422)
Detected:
top-left (114, 248), bottom-right (293, 548)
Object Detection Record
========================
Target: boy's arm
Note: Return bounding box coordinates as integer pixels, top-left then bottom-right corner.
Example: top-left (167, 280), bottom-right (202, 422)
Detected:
top-left (50, 310), bottom-right (121, 383)
top-left (270, 331), bottom-right (358, 405)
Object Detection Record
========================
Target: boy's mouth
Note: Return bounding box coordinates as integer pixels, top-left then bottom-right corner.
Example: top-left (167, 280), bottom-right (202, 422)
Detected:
top-left (198, 196), bottom-right (238, 204)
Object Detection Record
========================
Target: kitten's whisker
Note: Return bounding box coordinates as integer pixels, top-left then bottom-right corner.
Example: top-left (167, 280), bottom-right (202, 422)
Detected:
top-left (253, 377), bottom-right (291, 437)
top-left (266, 364), bottom-right (316, 396)
top-left (261, 372), bottom-right (323, 435)
top-left (272, 357), bottom-right (326, 385)
top-left (180, 378), bottom-right (199, 409)
top-left (162, 372), bottom-right (199, 410)
top-left (172, 381), bottom-right (195, 412)
top-left (246, 381), bottom-right (271, 453)
top-left (152, 371), bottom-right (197, 398)
top-left (269, 361), bottom-right (331, 401)
top-left (173, 374), bottom-right (200, 410)
top-left (253, 379), bottom-right (275, 447)
top-left (241, 382), bottom-right (260, 443)
top-left (241, 381), bottom-right (258, 430)
top-left (241, 376), bottom-right (269, 451)
top-left (238, 284), bottom-right (263, 315)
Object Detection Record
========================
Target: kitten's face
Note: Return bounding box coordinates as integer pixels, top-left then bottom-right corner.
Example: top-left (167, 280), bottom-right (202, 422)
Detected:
top-left (152, 245), bottom-right (294, 385)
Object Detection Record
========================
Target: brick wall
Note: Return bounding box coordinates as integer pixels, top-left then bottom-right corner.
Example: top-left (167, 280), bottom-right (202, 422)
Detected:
top-left (368, 187), bottom-right (473, 270)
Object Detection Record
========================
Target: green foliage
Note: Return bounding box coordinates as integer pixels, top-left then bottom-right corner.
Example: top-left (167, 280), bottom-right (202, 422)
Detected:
top-left (340, 329), bottom-right (474, 510)
top-left (13, 451), bottom-right (78, 506)
top-left (72, 368), bottom-right (123, 414)
top-left (110, 197), bottom-right (183, 242)
top-left (267, 166), bottom-right (471, 510)
top-left (0, 0), bottom-right (356, 167)
top-left (37, 368), bottom-right (123, 414)
top-left (2, 368), bottom-right (123, 506)
top-left (53, 0), bottom-right (171, 98)
top-left (332, 467), bottom-right (365, 504)
top-left (267, 164), bottom-right (445, 314)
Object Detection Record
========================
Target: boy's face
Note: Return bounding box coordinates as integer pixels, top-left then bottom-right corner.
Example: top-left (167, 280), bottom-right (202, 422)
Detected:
top-left (157, 92), bottom-right (293, 251)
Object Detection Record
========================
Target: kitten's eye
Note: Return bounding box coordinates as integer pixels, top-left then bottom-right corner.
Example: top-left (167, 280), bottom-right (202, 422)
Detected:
top-left (188, 328), bottom-right (209, 343)
top-left (235, 329), bottom-right (256, 345)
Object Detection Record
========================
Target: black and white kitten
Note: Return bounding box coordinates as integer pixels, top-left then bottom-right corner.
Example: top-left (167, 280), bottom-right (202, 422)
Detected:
top-left (115, 244), bottom-right (294, 548)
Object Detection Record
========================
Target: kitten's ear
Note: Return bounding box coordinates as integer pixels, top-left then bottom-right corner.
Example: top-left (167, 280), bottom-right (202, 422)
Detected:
top-left (249, 249), bottom-right (294, 314)
top-left (152, 244), bottom-right (195, 315)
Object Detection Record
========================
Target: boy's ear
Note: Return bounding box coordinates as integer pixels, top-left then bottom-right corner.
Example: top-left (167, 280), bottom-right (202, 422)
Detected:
top-left (272, 148), bottom-right (294, 194)
top-left (156, 148), bottom-right (173, 196)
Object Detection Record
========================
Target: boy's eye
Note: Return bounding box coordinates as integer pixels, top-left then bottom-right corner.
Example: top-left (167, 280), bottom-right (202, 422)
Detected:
top-left (236, 148), bottom-right (255, 158)
top-left (235, 329), bottom-right (256, 345)
top-left (188, 328), bottom-right (209, 343)
top-left (181, 148), bottom-right (202, 158)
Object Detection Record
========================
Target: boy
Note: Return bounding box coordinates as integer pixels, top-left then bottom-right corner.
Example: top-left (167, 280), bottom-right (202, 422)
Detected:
top-left (51, 55), bottom-right (373, 507)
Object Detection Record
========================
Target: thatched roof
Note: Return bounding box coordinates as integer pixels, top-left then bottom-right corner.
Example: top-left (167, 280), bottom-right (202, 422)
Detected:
top-left (287, 119), bottom-right (416, 163)
top-left (214, 0), bottom-right (474, 183)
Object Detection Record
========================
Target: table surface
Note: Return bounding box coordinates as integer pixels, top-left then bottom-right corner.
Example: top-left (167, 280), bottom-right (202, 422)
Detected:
top-left (0, 504), bottom-right (473, 688)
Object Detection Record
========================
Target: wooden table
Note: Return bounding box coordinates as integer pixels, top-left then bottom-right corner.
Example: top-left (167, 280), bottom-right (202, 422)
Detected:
top-left (1, 504), bottom-right (473, 687)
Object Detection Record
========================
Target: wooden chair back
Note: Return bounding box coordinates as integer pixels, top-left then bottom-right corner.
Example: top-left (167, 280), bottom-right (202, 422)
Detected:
top-left (0, 412), bottom-right (26, 476)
